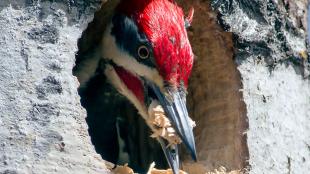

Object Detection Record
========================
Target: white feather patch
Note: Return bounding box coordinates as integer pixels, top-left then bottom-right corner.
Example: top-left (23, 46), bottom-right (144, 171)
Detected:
top-left (101, 24), bottom-right (164, 90)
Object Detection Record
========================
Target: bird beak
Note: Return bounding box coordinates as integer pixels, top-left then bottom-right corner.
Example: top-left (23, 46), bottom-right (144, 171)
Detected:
top-left (148, 82), bottom-right (197, 161)
top-left (158, 138), bottom-right (179, 174)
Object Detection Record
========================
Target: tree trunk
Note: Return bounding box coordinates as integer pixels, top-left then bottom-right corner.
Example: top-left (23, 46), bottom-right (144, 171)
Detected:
top-left (0, 0), bottom-right (111, 173)
top-left (0, 0), bottom-right (309, 174)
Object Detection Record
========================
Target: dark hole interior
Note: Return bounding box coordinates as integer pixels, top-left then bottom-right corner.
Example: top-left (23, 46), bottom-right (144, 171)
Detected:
top-left (73, 3), bottom-right (169, 173)
top-left (73, 1), bottom-right (249, 173)
top-left (77, 72), bottom-right (168, 172)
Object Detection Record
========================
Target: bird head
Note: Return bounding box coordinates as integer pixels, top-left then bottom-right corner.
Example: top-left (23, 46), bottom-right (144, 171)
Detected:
top-left (101, 0), bottom-right (196, 172)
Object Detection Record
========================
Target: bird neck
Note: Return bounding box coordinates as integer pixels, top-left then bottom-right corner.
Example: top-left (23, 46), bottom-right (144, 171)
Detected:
top-left (100, 59), bottom-right (149, 119)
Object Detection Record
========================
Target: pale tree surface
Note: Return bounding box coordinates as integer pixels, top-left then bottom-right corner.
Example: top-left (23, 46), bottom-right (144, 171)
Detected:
top-left (0, 0), bottom-right (309, 174)
top-left (210, 0), bottom-right (310, 173)
top-left (0, 0), bottom-right (111, 173)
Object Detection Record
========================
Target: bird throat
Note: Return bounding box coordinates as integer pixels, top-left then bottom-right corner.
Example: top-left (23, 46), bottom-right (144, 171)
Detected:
top-left (103, 61), bottom-right (148, 118)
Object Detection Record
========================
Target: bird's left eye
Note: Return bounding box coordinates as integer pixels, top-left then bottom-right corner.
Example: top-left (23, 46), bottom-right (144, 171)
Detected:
top-left (137, 45), bottom-right (150, 59)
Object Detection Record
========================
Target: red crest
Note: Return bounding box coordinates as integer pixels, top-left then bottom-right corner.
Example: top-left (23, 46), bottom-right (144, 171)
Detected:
top-left (118, 0), bottom-right (194, 87)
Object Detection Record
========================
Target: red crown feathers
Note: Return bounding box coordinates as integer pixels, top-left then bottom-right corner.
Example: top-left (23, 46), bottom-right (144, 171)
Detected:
top-left (118, 0), bottom-right (194, 87)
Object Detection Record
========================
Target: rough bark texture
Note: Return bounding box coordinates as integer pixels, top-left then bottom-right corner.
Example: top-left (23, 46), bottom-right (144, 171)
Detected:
top-left (0, 1), bottom-right (111, 173)
top-left (211, 0), bottom-right (310, 173)
top-left (0, 0), bottom-right (309, 174)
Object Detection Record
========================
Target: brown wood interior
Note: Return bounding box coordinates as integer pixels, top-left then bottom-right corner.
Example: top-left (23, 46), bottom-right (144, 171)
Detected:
top-left (178, 1), bottom-right (249, 173)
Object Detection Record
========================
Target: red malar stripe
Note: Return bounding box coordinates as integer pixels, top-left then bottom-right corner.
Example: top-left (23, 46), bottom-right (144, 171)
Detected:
top-left (114, 65), bottom-right (145, 103)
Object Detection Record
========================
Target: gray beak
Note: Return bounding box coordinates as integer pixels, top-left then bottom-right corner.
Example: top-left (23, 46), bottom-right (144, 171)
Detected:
top-left (148, 82), bottom-right (197, 162)
top-left (158, 138), bottom-right (179, 174)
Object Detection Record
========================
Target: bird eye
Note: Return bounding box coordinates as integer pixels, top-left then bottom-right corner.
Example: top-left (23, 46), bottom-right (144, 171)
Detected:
top-left (137, 45), bottom-right (149, 59)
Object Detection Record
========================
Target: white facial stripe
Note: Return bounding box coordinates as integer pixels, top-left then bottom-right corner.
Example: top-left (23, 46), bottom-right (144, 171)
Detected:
top-left (101, 24), bottom-right (164, 89)
top-left (104, 64), bottom-right (148, 119)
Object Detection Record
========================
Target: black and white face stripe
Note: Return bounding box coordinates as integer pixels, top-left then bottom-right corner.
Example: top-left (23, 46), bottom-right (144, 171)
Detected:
top-left (101, 14), bottom-right (164, 91)
top-left (111, 14), bottom-right (156, 68)
top-left (101, 14), bottom-right (165, 122)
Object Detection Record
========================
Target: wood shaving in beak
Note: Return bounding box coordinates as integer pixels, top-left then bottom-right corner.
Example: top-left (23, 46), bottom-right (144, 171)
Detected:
top-left (147, 101), bottom-right (182, 145)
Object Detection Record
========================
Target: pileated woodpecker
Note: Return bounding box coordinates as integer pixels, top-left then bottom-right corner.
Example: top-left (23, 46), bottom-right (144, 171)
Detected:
top-left (75, 0), bottom-right (196, 173)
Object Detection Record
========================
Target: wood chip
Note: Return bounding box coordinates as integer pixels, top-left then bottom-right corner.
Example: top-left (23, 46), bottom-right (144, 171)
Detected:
top-left (147, 162), bottom-right (188, 174)
top-left (147, 101), bottom-right (182, 145)
top-left (112, 164), bottom-right (134, 174)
